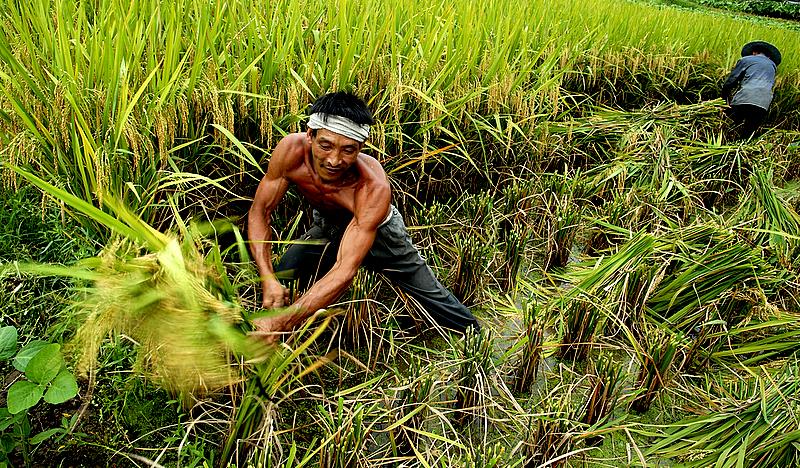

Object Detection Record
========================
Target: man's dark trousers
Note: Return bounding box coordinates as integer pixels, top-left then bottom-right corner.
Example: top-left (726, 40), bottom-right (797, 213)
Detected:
top-left (275, 206), bottom-right (480, 332)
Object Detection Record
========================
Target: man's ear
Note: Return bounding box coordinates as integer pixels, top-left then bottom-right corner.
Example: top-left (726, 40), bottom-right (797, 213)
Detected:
top-left (306, 128), bottom-right (313, 144)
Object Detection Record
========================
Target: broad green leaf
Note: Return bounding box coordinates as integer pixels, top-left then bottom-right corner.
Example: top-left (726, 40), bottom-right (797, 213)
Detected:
top-left (30, 428), bottom-right (63, 445)
top-left (25, 344), bottom-right (63, 385)
top-left (1, 432), bottom-right (14, 454)
top-left (0, 326), bottom-right (17, 361)
top-left (7, 381), bottom-right (44, 414)
top-left (0, 408), bottom-right (13, 431)
top-left (12, 340), bottom-right (48, 372)
top-left (44, 370), bottom-right (79, 404)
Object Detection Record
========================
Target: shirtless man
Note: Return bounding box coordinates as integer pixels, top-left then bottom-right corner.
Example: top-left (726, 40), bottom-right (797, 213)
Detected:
top-left (247, 92), bottom-right (479, 339)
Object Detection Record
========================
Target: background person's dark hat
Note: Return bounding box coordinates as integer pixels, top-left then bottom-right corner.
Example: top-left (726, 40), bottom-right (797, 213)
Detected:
top-left (741, 41), bottom-right (782, 66)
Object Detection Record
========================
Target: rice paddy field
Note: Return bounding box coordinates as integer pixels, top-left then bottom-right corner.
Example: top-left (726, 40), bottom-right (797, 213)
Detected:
top-left (2, 0), bottom-right (800, 466)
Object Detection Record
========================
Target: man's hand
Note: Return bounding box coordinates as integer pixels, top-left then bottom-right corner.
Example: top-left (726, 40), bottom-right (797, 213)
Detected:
top-left (250, 306), bottom-right (305, 344)
top-left (262, 279), bottom-right (290, 308)
top-left (251, 313), bottom-right (288, 344)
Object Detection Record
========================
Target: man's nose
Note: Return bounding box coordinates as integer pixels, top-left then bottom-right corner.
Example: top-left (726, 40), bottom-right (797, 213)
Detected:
top-left (326, 152), bottom-right (343, 166)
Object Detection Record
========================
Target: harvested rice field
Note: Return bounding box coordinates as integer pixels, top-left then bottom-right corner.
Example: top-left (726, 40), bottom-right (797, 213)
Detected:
top-left (2, 0), bottom-right (800, 466)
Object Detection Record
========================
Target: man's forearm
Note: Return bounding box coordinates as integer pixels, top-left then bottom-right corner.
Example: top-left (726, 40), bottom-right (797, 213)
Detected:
top-left (289, 266), bottom-right (357, 322)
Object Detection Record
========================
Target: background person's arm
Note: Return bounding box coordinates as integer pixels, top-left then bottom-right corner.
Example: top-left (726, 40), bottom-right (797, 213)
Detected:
top-left (722, 59), bottom-right (747, 101)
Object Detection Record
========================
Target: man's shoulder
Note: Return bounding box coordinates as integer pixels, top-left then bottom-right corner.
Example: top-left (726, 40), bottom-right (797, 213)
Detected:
top-left (352, 154), bottom-right (391, 216)
top-left (276, 133), bottom-right (308, 153)
top-left (272, 133), bottom-right (308, 167)
top-left (355, 153), bottom-right (389, 186)
top-left (356, 152), bottom-right (383, 168)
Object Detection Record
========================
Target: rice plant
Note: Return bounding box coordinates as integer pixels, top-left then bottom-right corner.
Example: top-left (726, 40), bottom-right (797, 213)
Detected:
top-left (499, 223), bottom-right (534, 291)
top-left (618, 264), bottom-right (660, 337)
top-left (318, 398), bottom-right (379, 468)
top-left (341, 269), bottom-right (385, 352)
top-left (630, 325), bottom-right (687, 413)
top-left (513, 301), bottom-right (545, 394)
top-left (496, 178), bottom-right (538, 289)
top-left (389, 356), bottom-right (435, 459)
top-left (580, 353), bottom-right (624, 444)
top-left (706, 306), bottom-right (800, 367)
top-left (557, 299), bottom-right (605, 363)
top-left (223, 314), bottom-right (335, 465)
top-left (539, 173), bottom-right (585, 271)
top-left (458, 442), bottom-right (507, 468)
top-left (525, 386), bottom-right (580, 468)
top-left (454, 328), bottom-right (494, 426)
top-left (647, 358), bottom-right (800, 467)
top-left (735, 166), bottom-right (800, 268)
top-left (646, 227), bottom-right (783, 333)
top-left (450, 231), bottom-right (494, 305)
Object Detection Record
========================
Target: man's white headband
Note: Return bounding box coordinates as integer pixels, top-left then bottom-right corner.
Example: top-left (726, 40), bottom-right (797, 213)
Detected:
top-left (307, 113), bottom-right (370, 143)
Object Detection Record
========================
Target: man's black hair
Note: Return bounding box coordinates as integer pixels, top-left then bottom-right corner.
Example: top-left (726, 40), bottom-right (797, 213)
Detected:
top-left (309, 92), bottom-right (375, 126)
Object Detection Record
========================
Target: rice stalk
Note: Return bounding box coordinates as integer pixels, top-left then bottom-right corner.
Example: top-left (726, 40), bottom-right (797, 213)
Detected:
top-left (513, 301), bottom-right (545, 394)
top-left (580, 353), bottom-right (624, 445)
top-left (525, 385), bottom-right (579, 468)
top-left (454, 328), bottom-right (494, 426)
top-left (647, 358), bottom-right (800, 467)
top-left (450, 230), bottom-right (493, 305)
top-left (557, 299), bottom-right (602, 363)
top-left (630, 325), bottom-right (687, 413)
top-left (318, 398), bottom-right (379, 468)
top-left (389, 356), bottom-right (435, 459)
top-left (342, 269), bottom-right (383, 350)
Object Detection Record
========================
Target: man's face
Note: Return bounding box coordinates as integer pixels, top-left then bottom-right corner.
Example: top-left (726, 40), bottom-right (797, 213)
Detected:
top-left (307, 128), bottom-right (363, 184)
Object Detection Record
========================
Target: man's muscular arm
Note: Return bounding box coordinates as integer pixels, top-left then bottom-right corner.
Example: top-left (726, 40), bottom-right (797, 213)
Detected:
top-left (283, 167), bottom-right (391, 328)
top-left (247, 136), bottom-right (297, 308)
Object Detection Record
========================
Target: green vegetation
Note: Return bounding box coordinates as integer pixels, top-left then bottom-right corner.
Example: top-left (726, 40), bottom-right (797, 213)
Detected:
top-left (1, 0), bottom-right (800, 465)
top-left (1, 327), bottom-right (79, 466)
top-left (692, 0), bottom-right (800, 20)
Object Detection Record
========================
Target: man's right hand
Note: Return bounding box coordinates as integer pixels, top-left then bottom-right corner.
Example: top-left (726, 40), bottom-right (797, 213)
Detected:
top-left (262, 279), bottom-right (290, 308)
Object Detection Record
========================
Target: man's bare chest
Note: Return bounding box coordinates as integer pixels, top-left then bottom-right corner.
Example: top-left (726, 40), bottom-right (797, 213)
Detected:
top-left (290, 175), bottom-right (357, 215)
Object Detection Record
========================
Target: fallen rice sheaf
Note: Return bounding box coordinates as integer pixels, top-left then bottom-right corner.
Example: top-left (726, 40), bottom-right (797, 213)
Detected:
top-left (69, 237), bottom-right (258, 397)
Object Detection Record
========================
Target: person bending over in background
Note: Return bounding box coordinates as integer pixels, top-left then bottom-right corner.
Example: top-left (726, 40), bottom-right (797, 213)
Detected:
top-left (247, 92), bottom-right (480, 341)
top-left (722, 40), bottom-right (781, 138)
